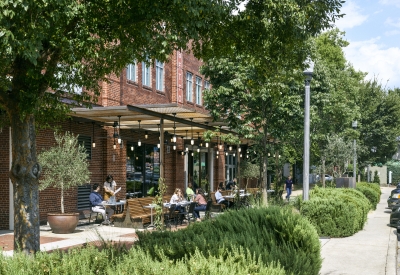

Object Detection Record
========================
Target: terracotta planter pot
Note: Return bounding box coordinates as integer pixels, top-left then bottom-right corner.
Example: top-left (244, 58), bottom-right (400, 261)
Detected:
top-left (47, 213), bottom-right (80, 234)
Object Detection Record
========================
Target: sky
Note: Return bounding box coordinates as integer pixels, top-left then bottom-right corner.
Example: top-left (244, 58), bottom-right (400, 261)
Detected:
top-left (335, 0), bottom-right (400, 89)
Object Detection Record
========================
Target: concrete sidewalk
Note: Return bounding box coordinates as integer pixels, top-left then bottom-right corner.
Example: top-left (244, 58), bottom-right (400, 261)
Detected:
top-left (289, 186), bottom-right (398, 275)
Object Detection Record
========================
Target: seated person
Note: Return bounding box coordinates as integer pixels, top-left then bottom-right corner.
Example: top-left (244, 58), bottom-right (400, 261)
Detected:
top-left (186, 183), bottom-right (195, 201)
top-left (226, 178), bottom-right (236, 190)
top-left (89, 183), bottom-right (114, 225)
top-left (170, 188), bottom-right (186, 215)
top-left (217, 181), bottom-right (225, 191)
top-left (193, 188), bottom-right (207, 222)
top-left (215, 186), bottom-right (232, 208)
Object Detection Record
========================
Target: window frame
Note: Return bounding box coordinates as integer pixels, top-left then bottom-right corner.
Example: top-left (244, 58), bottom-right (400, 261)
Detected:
top-left (155, 60), bottom-right (164, 91)
top-left (195, 76), bottom-right (202, 105)
top-left (142, 60), bottom-right (151, 87)
top-left (186, 72), bottom-right (193, 102)
top-left (127, 62), bottom-right (137, 82)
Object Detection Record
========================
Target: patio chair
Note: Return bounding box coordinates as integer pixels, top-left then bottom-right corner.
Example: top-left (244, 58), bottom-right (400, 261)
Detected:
top-left (179, 202), bottom-right (196, 225)
top-left (88, 209), bottom-right (102, 224)
top-left (164, 204), bottom-right (177, 230)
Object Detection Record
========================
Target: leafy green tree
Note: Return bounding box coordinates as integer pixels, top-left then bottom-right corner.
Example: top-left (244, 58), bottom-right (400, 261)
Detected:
top-left (38, 131), bottom-right (91, 214)
top-left (0, 0), bottom-right (236, 253)
top-left (356, 82), bottom-right (400, 165)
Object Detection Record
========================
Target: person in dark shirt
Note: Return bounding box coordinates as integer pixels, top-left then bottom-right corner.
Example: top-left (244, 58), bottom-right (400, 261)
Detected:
top-left (226, 178), bottom-right (237, 190)
top-left (89, 183), bottom-right (113, 225)
top-left (284, 176), bottom-right (294, 201)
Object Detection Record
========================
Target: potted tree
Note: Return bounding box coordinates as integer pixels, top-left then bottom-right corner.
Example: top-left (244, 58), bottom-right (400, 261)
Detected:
top-left (38, 131), bottom-right (91, 233)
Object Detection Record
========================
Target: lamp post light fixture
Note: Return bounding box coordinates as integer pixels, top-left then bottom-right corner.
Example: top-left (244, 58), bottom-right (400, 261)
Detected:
top-left (352, 120), bottom-right (358, 186)
top-left (303, 59), bottom-right (314, 201)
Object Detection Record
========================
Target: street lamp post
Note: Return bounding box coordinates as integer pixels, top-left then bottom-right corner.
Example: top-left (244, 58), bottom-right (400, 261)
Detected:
top-left (303, 61), bottom-right (313, 201)
top-left (352, 121), bottom-right (357, 187)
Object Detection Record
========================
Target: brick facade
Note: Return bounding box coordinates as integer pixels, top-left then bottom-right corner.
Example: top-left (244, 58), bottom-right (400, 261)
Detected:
top-left (0, 51), bottom-right (231, 229)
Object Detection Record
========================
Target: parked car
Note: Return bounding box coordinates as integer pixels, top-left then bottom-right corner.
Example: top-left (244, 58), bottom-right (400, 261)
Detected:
top-left (387, 192), bottom-right (400, 209)
top-left (316, 174), bottom-right (333, 182)
top-left (389, 206), bottom-right (400, 227)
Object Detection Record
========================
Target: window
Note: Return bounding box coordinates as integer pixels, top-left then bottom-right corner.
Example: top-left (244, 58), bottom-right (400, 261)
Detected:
top-left (186, 72), bottom-right (193, 102)
top-left (127, 63), bottom-right (137, 82)
top-left (155, 60), bottom-right (164, 91)
top-left (196, 76), bottom-right (202, 105)
top-left (142, 60), bottom-right (151, 87)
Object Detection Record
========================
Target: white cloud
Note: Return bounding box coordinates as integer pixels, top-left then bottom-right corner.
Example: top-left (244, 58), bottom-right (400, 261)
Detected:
top-left (335, 1), bottom-right (369, 30)
top-left (344, 38), bottom-right (400, 89)
top-left (385, 30), bottom-right (400, 36)
top-left (379, 0), bottom-right (400, 8)
top-left (385, 17), bottom-right (400, 28)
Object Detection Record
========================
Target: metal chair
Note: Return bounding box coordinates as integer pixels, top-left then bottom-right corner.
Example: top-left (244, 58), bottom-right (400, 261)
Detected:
top-left (179, 202), bottom-right (196, 225)
top-left (164, 204), bottom-right (177, 229)
top-left (88, 209), bottom-right (101, 224)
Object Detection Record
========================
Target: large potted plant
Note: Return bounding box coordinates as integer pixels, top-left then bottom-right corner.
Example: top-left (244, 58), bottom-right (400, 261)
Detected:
top-left (38, 131), bottom-right (91, 233)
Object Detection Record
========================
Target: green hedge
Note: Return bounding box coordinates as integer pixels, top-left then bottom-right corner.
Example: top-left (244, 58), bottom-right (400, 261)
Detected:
top-left (356, 182), bottom-right (381, 210)
top-left (0, 245), bottom-right (286, 275)
top-left (298, 187), bottom-right (370, 237)
top-left (137, 206), bottom-right (322, 275)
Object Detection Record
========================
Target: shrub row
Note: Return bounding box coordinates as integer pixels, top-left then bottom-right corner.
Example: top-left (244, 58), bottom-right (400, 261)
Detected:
top-left (356, 182), bottom-right (381, 210)
top-left (136, 206), bottom-right (322, 275)
top-left (0, 245), bottom-right (286, 275)
top-left (298, 187), bottom-right (370, 237)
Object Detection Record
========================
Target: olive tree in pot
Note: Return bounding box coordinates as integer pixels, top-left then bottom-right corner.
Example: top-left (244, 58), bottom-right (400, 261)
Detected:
top-left (38, 131), bottom-right (91, 233)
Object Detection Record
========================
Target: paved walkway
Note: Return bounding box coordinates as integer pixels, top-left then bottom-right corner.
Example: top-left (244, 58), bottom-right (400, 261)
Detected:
top-left (288, 186), bottom-right (398, 275)
top-left (1, 187), bottom-right (398, 275)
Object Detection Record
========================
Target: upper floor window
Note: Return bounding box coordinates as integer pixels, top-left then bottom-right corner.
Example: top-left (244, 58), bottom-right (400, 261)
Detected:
top-left (155, 60), bottom-right (164, 91)
top-left (127, 63), bottom-right (137, 82)
top-left (142, 60), bottom-right (151, 87)
top-left (196, 76), bottom-right (202, 105)
top-left (186, 72), bottom-right (193, 102)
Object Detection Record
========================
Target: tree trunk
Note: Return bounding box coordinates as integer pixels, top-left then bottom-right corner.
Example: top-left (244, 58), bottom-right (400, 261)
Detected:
top-left (262, 128), bottom-right (268, 205)
top-left (9, 113), bottom-right (41, 254)
top-left (61, 183), bottom-right (64, 214)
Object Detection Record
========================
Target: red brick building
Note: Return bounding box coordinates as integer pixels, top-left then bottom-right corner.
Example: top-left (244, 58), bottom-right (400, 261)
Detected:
top-left (1, 50), bottom-right (247, 229)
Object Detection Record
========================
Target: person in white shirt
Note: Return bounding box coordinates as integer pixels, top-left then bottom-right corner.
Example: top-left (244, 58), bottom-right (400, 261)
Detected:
top-left (215, 186), bottom-right (231, 208)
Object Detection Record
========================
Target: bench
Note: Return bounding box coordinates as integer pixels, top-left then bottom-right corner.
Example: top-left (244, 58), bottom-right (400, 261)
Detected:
top-left (112, 196), bottom-right (171, 228)
top-left (210, 192), bottom-right (225, 211)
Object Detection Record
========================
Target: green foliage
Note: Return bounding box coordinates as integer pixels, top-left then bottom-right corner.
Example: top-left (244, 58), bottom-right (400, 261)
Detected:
top-left (356, 182), bottom-right (381, 210)
top-left (298, 187), bottom-right (370, 237)
top-left (38, 131), bottom-right (90, 213)
top-left (126, 181), bottom-right (142, 192)
top-left (0, 245), bottom-right (287, 275)
top-left (153, 177), bottom-right (167, 230)
top-left (373, 171), bottom-right (380, 184)
top-left (386, 161), bottom-right (400, 184)
top-left (137, 206), bottom-right (322, 275)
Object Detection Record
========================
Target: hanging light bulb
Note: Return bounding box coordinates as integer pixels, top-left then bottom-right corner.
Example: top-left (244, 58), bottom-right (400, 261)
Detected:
top-left (246, 154), bottom-right (249, 158)
top-left (240, 153), bottom-right (242, 158)
top-left (185, 130), bottom-right (189, 151)
top-left (145, 131), bottom-right (148, 139)
top-left (238, 147), bottom-right (241, 152)
top-left (172, 113), bottom-right (177, 143)
top-left (137, 120), bottom-right (141, 146)
top-left (117, 115), bottom-right (122, 144)
top-left (113, 139), bottom-right (116, 150)
top-left (157, 124), bottom-right (160, 148)
top-left (229, 145), bottom-right (232, 151)
top-left (205, 142), bottom-right (209, 148)
top-left (92, 122), bottom-right (96, 148)
top-left (216, 150), bottom-right (219, 155)
top-left (216, 155), bottom-right (219, 159)
top-left (190, 118), bottom-right (194, 145)
top-left (233, 153), bottom-right (236, 157)
top-left (131, 145), bottom-right (134, 151)
top-left (173, 144), bottom-right (177, 150)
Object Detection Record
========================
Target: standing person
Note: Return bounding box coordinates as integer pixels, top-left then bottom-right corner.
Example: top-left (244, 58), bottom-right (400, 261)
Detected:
top-left (104, 174), bottom-right (117, 202)
top-left (193, 188), bottom-right (207, 222)
top-left (284, 176), bottom-right (294, 201)
top-left (89, 183), bottom-right (113, 225)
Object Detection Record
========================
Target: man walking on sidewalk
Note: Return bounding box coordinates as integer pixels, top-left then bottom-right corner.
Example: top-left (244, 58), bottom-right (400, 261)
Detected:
top-left (284, 176), bottom-right (294, 201)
